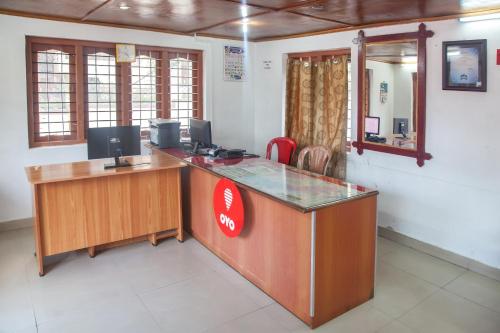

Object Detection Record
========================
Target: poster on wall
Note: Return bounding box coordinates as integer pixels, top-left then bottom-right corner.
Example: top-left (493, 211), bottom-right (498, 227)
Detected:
top-left (224, 46), bottom-right (247, 81)
top-left (442, 39), bottom-right (487, 92)
top-left (380, 82), bottom-right (388, 104)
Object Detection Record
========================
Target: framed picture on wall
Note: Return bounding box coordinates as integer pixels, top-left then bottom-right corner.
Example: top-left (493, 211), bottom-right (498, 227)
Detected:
top-left (442, 39), bottom-right (487, 92)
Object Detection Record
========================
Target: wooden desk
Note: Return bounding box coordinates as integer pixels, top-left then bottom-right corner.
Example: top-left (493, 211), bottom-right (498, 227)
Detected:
top-left (25, 154), bottom-right (186, 276)
top-left (153, 148), bottom-right (378, 329)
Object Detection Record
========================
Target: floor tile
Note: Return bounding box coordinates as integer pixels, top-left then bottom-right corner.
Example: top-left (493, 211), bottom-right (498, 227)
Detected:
top-left (377, 237), bottom-right (405, 257)
top-left (0, 282), bottom-right (36, 333)
top-left (204, 307), bottom-right (289, 333)
top-left (139, 271), bottom-right (262, 333)
top-left (37, 294), bottom-right (162, 333)
top-left (399, 290), bottom-right (500, 333)
top-left (115, 242), bottom-right (213, 294)
top-left (444, 270), bottom-right (500, 313)
top-left (376, 321), bottom-right (415, 333)
top-left (29, 266), bottom-right (135, 324)
top-left (374, 261), bottom-right (438, 318)
top-left (261, 302), bottom-right (309, 331)
top-left (380, 246), bottom-right (466, 287)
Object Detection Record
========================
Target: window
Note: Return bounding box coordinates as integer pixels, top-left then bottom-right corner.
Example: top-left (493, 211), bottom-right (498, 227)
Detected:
top-left (168, 52), bottom-right (201, 130)
top-left (84, 47), bottom-right (121, 129)
top-left (130, 50), bottom-right (162, 132)
top-left (29, 44), bottom-right (77, 144)
top-left (26, 37), bottom-right (203, 147)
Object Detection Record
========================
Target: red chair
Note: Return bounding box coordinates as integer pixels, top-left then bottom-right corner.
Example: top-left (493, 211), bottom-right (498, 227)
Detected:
top-left (266, 137), bottom-right (297, 165)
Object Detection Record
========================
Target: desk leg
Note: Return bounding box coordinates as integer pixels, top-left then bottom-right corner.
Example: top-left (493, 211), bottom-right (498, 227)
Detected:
top-left (88, 246), bottom-right (96, 258)
top-left (176, 170), bottom-right (184, 243)
top-left (148, 233), bottom-right (158, 246)
top-left (33, 185), bottom-right (44, 277)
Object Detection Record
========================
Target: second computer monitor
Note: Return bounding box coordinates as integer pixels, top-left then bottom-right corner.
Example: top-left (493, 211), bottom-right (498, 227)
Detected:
top-left (393, 118), bottom-right (409, 135)
top-left (189, 119), bottom-right (212, 148)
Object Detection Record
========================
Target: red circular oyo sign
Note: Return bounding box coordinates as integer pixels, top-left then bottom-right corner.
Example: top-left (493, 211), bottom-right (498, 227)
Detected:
top-left (213, 178), bottom-right (245, 237)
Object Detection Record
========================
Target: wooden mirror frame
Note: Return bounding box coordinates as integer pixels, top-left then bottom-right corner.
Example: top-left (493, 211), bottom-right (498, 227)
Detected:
top-left (352, 23), bottom-right (434, 167)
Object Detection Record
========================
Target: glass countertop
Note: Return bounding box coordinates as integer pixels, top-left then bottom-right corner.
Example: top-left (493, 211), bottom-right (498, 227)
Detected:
top-left (157, 148), bottom-right (377, 212)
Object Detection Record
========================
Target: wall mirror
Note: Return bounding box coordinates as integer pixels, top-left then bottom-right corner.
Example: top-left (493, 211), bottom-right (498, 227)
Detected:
top-left (352, 23), bottom-right (434, 166)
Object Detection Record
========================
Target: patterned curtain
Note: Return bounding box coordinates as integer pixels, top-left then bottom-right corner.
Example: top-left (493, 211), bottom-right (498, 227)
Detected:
top-left (285, 55), bottom-right (348, 179)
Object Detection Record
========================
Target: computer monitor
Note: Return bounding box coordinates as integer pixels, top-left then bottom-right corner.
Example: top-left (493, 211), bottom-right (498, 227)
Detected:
top-left (365, 116), bottom-right (380, 136)
top-left (87, 126), bottom-right (141, 168)
top-left (393, 118), bottom-right (409, 137)
top-left (189, 119), bottom-right (212, 151)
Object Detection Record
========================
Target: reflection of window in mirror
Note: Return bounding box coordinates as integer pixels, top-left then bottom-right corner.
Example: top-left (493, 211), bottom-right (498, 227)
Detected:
top-left (364, 41), bottom-right (418, 150)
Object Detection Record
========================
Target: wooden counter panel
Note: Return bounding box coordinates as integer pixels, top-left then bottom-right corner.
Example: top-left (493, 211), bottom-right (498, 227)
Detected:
top-left (187, 166), bottom-right (312, 324)
top-left (38, 169), bottom-right (181, 256)
top-left (312, 195), bottom-right (377, 328)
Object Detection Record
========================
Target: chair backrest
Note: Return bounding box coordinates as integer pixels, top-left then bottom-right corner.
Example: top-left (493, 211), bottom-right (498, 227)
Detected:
top-left (297, 145), bottom-right (333, 175)
top-left (266, 137), bottom-right (297, 165)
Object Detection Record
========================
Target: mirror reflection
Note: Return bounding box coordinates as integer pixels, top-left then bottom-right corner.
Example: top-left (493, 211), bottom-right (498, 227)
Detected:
top-left (363, 40), bottom-right (417, 150)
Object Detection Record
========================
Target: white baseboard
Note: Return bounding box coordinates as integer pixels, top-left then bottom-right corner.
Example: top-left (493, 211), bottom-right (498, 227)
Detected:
top-left (378, 226), bottom-right (500, 282)
top-left (0, 218), bottom-right (33, 232)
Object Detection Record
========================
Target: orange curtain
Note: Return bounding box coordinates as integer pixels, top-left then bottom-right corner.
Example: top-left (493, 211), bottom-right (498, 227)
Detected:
top-left (285, 56), bottom-right (348, 179)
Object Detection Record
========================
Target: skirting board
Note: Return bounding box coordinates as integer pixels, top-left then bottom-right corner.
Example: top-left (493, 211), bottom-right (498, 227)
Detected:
top-left (0, 218), bottom-right (33, 232)
top-left (378, 226), bottom-right (500, 283)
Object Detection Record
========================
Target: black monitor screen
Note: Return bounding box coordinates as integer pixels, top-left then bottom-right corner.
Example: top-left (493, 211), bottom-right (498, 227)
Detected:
top-left (87, 126), bottom-right (141, 160)
top-left (189, 119), bottom-right (212, 148)
top-left (393, 118), bottom-right (409, 135)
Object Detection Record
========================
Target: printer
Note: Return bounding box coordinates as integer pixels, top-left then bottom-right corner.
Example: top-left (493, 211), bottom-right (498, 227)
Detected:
top-left (149, 119), bottom-right (181, 148)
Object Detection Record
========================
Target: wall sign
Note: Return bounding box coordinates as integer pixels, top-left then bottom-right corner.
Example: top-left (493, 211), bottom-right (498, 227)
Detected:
top-left (213, 178), bottom-right (245, 237)
top-left (224, 46), bottom-right (247, 81)
top-left (380, 82), bottom-right (388, 104)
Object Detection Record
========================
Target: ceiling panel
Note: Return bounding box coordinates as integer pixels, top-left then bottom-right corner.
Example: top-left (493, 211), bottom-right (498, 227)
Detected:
top-left (85, 0), bottom-right (267, 33)
top-left (241, 0), bottom-right (318, 9)
top-left (291, 0), bottom-right (500, 25)
top-left (0, 0), bottom-right (106, 18)
top-left (199, 11), bottom-right (345, 40)
top-left (1, 0), bottom-right (500, 40)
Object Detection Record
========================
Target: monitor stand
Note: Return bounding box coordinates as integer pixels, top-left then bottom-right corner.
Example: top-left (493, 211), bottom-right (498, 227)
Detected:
top-left (104, 156), bottom-right (131, 169)
top-left (192, 141), bottom-right (200, 155)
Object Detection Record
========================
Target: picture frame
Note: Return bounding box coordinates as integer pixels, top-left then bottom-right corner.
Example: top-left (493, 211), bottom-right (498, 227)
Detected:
top-left (116, 44), bottom-right (136, 63)
top-left (442, 39), bottom-right (487, 92)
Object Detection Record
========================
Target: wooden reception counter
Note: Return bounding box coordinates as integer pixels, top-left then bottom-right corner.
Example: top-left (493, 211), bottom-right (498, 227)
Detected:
top-left (151, 147), bottom-right (379, 329)
top-left (25, 154), bottom-right (186, 276)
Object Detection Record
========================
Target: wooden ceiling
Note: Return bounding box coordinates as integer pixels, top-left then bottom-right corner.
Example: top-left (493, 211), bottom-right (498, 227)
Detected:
top-left (1, 0), bottom-right (500, 41)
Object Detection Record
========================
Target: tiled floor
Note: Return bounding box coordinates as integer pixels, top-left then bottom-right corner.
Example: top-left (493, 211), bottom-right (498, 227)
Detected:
top-left (1, 228), bottom-right (499, 333)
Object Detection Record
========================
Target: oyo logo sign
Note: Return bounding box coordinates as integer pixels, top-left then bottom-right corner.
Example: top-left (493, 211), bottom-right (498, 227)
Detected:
top-left (213, 178), bottom-right (244, 237)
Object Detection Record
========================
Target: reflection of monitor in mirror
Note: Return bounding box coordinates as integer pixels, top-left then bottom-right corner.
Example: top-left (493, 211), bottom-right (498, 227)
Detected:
top-left (365, 116), bottom-right (380, 136)
top-left (393, 118), bottom-right (409, 138)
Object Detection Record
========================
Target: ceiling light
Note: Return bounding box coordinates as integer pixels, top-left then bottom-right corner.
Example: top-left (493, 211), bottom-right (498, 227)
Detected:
top-left (240, 5), bottom-right (249, 17)
top-left (402, 56), bottom-right (418, 64)
top-left (310, 4), bottom-right (324, 10)
top-left (459, 12), bottom-right (500, 22)
top-left (119, 3), bottom-right (130, 10)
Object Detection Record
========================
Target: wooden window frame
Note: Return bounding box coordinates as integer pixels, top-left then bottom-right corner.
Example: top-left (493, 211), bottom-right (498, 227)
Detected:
top-left (26, 36), bottom-right (203, 148)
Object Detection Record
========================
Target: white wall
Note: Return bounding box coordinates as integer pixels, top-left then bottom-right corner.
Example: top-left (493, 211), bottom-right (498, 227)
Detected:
top-left (253, 19), bottom-right (500, 269)
top-left (366, 60), bottom-right (394, 137)
top-left (0, 14), bottom-right (254, 223)
top-left (393, 64), bottom-right (417, 131)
